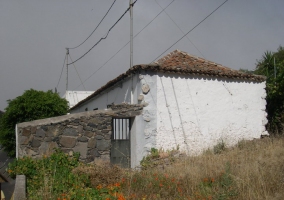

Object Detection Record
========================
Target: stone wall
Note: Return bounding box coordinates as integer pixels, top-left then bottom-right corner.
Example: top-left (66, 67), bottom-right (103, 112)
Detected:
top-left (16, 104), bottom-right (143, 163)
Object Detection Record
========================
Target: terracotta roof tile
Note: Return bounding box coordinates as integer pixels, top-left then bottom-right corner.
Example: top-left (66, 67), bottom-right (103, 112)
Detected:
top-left (70, 50), bottom-right (265, 110)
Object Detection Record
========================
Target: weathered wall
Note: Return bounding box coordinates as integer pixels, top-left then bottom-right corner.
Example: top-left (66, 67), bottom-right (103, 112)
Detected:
top-left (156, 73), bottom-right (268, 154)
top-left (16, 104), bottom-right (143, 164)
top-left (70, 74), bottom-right (140, 113)
top-left (68, 71), bottom-right (159, 167)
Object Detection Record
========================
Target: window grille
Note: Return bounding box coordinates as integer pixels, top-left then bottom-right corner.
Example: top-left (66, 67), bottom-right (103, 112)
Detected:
top-left (112, 118), bottom-right (130, 140)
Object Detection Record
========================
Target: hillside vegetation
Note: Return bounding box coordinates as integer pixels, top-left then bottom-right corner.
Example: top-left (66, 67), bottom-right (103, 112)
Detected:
top-left (9, 136), bottom-right (284, 200)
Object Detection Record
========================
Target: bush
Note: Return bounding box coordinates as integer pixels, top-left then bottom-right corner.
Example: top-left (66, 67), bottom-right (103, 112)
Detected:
top-left (8, 149), bottom-right (124, 200)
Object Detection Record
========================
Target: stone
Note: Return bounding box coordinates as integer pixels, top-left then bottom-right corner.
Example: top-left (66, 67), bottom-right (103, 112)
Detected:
top-left (59, 136), bottom-right (76, 148)
top-left (63, 128), bottom-right (78, 136)
top-left (89, 118), bottom-right (102, 124)
top-left (87, 123), bottom-right (97, 128)
top-left (87, 138), bottom-right (96, 148)
top-left (36, 129), bottom-right (45, 138)
top-left (73, 119), bottom-right (80, 123)
top-left (39, 142), bottom-right (48, 155)
top-left (73, 142), bottom-right (88, 159)
top-left (96, 135), bottom-right (104, 140)
top-left (129, 111), bottom-right (142, 116)
top-left (19, 136), bottom-right (29, 145)
top-left (48, 142), bottom-right (58, 153)
top-left (44, 137), bottom-right (53, 142)
top-left (97, 139), bottom-right (111, 151)
top-left (144, 117), bottom-right (151, 122)
top-left (61, 148), bottom-right (72, 154)
top-left (41, 126), bottom-right (48, 131)
top-left (26, 148), bottom-right (37, 157)
top-left (31, 138), bottom-right (41, 148)
top-left (77, 136), bottom-right (88, 142)
top-left (100, 154), bottom-right (110, 161)
top-left (46, 126), bottom-right (60, 137)
top-left (138, 94), bottom-right (144, 101)
top-left (86, 149), bottom-right (100, 162)
top-left (84, 126), bottom-right (93, 131)
top-left (77, 125), bottom-right (83, 133)
top-left (84, 131), bottom-right (94, 138)
top-left (142, 84), bottom-right (150, 94)
top-left (22, 128), bottom-right (31, 136)
top-left (31, 127), bottom-right (37, 135)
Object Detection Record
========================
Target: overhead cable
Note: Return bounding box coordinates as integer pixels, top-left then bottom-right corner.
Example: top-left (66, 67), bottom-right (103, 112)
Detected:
top-left (68, 0), bottom-right (117, 50)
top-left (155, 0), bottom-right (205, 58)
top-left (68, 53), bottom-right (86, 91)
top-left (75, 0), bottom-right (175, 89)
top-left (56, 54), bottom-right (67, 89)
top-left (151, 0), bottom-right (229, 63)
top-left (67, 0), bottom-right (138, 66)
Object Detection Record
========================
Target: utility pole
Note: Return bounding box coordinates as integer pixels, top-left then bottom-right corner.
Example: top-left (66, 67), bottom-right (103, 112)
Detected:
top-left (274, 56), bottom-right (276, 79)
top-left (66, 48), bottom-right (69, 92)
top-left (130, 0), bottom-right (134, 103)
top-left (130, 0), bottom-right (133, 69)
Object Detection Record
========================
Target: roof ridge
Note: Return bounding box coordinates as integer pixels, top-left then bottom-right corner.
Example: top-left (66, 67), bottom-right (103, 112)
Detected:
top-left (69, 50), bottom-right (266, 111)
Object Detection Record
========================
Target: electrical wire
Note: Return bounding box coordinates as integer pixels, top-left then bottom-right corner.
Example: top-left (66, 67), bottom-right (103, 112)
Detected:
top-left (68, 53), bottom-right (86, 91)
top-left (68, 0), bottom-right (117, 50)
top-left (151, 0), bottom-right (229, 63)
top-left (56, 54), bottom-right (67, 89)
top-left (155, 0), bottom-right (205, 58)
top-left (67, 0), bottom-right (138, 66)
top-left (75, 0), bottom-right (176, 89)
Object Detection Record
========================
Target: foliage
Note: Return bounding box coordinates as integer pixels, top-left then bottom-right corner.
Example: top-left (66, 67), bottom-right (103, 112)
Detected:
top-left (139, 148), bottom-right (178, 170)
top-left (0, 89), bottom-right (68, 156)
top-left (213, 140), bottom-right (226, 154)
top-left (7, 137), bottom-right (284, 199)
top-left (8, 149), bottom-right (124, 200)
top-left (254, 46), bottom-right (284, 134)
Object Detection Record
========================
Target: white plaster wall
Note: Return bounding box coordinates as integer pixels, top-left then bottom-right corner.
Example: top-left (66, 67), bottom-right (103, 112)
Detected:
top-left (70, 75), bottom-right (139, 113)
top-left (156, 73), bottom-right (267, 155)
top-left (131, 72), bottom-right (158, 168)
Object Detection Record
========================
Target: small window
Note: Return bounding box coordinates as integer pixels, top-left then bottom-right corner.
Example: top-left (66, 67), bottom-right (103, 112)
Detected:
top-left (93, 108), bottom-right (98, 111)
top-left (85, 108), bottom-right (88, 111)
top-left (112, 118), bottom-right (130, 140)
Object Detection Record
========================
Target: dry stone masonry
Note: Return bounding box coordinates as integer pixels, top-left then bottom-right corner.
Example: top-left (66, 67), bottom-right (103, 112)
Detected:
top-left (17, 104), bottom-right (144, 163)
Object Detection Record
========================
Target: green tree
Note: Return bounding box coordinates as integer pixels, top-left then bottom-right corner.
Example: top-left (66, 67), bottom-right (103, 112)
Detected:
top-left (254, 46), bottom-right (284, 134)
top-left (0, 89), bottom-right (68, 156)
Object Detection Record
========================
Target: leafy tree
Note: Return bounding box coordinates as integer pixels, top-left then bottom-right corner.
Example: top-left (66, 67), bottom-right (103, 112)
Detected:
top-left (254, 46), bottom-right (284, 134)
top-left (0, 89), bottom-right (68, 156)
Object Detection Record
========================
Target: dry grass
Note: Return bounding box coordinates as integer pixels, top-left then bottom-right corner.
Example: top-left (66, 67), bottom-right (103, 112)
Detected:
top-left (73, 161), bottom-right (124, 188)
top-left (124, 136), bottom-right (284, 199)
top-left (71, 136), bottom-right (284, 199)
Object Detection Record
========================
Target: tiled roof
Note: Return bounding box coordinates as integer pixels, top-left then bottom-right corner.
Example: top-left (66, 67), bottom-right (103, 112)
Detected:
top-left (70, 50), bottom-right (265, 110)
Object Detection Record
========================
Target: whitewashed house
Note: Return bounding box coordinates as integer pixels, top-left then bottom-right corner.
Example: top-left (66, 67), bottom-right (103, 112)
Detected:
top-left (69, 50), bottom-right (268, 167)
top-left (63, 91), bottom-right (94, 109)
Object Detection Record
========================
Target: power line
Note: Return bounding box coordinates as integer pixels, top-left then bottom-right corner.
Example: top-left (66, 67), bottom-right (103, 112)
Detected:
top-left (68, 0), bottom-right (117, 50)
top-left (151, 0), bottom-right (229, 63)
top-left (67, 0), bottom-right (138, 66)
top-left (155, 0), bottom-right (206, 58)
top-left (75, 0), bottom-right (176, 89)
top-left (68, 53), bottom-right (86, 91)
top-left (56, 54), bottom-right (67, 89)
